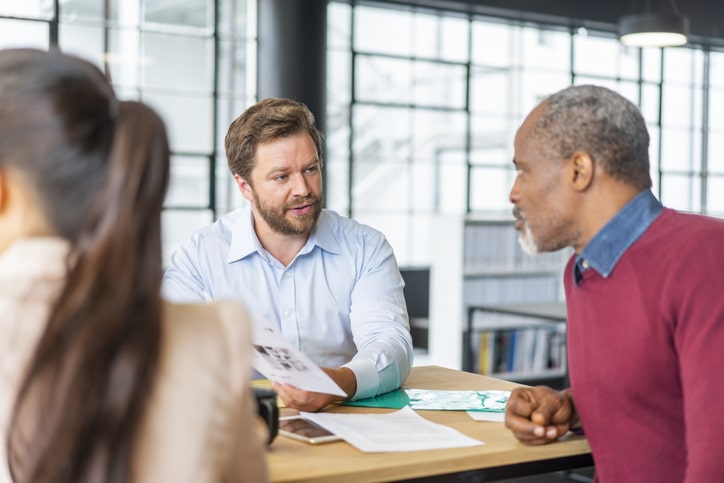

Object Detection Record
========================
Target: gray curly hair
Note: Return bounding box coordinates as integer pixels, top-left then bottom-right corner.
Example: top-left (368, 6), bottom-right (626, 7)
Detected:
top-left (531, 84), bottom-right (652, 190)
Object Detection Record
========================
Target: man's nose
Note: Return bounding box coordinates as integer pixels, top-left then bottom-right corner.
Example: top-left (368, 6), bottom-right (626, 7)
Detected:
top-left (509, 176), bottom-right (520, 204)
top-left (291, 173), bottom-right (311, 196)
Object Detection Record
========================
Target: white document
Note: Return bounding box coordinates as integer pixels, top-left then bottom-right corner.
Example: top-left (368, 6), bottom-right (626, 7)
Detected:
top-left (466, 411), bottom-right (506, 422)
top-left (251, 321), bottom-right (347, 397)
top-left (300, 406), bottom-right (484, 452)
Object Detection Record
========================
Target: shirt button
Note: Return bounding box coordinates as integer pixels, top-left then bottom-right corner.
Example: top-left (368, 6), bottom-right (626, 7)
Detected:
top-left (582, 259), bottom-right (589, 269)
top-left (283, 310), bottom-right (290, 317)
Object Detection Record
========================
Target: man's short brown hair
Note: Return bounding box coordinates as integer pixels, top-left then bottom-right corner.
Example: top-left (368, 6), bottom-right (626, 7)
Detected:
top-left (224, 97), bottom-right (324, 184)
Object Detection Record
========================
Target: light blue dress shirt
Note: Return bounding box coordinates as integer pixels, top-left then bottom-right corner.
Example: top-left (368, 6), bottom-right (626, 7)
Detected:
top-left (162, 204), bottom-right (413, 400)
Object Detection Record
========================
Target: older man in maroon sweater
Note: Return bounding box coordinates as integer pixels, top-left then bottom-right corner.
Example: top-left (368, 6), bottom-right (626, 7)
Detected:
top-left (504, 84), bottom-right (724, 482)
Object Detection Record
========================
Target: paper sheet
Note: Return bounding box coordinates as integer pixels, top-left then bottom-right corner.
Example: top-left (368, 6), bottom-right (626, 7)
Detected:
top-left (300, 406), bottom-right (484, 452)
top-left (251, 320), bottom-right (346, 397)
top-left (405, 389), bottom-right (510, 412)
top-left (466, 411), bottom-right (506, 422)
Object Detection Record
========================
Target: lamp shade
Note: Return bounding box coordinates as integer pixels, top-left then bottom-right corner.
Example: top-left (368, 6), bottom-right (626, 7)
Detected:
top-left (618, 12), bottom-right (689, 47)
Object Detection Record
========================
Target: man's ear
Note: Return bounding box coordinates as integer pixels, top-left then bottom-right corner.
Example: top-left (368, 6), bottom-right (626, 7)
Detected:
top-left (233, 173), bottom-right (254, 202)
top-left (569, 151), bottom-right (594, 192)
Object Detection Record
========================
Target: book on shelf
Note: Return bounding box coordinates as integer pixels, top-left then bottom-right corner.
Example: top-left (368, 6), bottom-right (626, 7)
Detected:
top-left (474, 325), bottom-right (566, 377)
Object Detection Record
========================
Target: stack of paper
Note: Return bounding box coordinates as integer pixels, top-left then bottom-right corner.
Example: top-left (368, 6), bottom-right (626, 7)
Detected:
top-left (301, 407), bottom-right (484, 452)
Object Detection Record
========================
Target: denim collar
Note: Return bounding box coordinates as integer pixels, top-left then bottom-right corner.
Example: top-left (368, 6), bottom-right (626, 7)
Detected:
top-left (573, 190), bottom-right (663, 285)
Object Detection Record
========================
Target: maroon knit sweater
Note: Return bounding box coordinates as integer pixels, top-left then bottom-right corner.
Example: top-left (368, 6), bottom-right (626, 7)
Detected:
top-left (564, 208), bottom-right (724, 483)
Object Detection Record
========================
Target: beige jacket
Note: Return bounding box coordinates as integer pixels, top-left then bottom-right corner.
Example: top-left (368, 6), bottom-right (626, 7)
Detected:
top-left (0, 237), bottom-right (268, 483)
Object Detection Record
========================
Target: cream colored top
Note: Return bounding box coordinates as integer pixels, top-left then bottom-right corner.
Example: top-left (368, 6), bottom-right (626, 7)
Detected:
top-left (0, 237), bottom-right (268, 483)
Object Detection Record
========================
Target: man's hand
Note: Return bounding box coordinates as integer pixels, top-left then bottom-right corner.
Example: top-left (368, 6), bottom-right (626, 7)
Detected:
top-left (272, 367), bottom-right (357, 412)
top-left (504, 386), bottom-right (578, 445)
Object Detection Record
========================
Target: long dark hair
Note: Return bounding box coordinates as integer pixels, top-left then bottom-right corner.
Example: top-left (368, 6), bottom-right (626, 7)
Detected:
top-left (1, 49), bottom-right (170, 482)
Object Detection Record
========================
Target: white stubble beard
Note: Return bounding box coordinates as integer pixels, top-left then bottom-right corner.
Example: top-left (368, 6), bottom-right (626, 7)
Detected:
top-left (517, 220), bottom-right (540, 256)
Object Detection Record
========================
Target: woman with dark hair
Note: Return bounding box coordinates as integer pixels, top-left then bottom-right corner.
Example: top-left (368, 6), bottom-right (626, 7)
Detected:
top-left (0, 48), bottom-right (268, 483)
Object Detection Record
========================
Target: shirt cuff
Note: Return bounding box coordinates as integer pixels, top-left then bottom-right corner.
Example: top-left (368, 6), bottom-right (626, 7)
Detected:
top-left (343, 358), bottom-right (379, 400)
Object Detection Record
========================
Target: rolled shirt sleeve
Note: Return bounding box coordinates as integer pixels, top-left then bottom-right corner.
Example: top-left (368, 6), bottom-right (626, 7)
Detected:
top-left (342, 231), bottom-right (413, 399)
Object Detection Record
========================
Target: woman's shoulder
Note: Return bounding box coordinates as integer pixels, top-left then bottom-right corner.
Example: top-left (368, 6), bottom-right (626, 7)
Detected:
top-left (160, 299), bottom-right (253, 384)
top-left (162, 299), bottom-right (251, 336)
top-left (135, 300), bottom-right (260, 483)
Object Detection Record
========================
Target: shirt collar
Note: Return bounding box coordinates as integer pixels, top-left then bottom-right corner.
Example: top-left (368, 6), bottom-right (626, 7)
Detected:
top-left (227, 205), bottom-right (341, 263)
top-left (573, 189), bottom-right (663, 285)
top-left (227, 204), bottom-right (258, 263)
top-left (307, 210), bottom-right (342, 255)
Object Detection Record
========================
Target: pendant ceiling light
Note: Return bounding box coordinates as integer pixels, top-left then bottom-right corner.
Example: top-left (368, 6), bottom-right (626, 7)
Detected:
top-left (618, 0), bottom-right (689, 47)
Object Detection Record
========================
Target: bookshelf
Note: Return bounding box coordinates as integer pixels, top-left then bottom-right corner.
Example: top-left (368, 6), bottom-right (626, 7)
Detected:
top-left (463, 217), bottom-right (569, 386)
top-left (427, 214), bottom-right (570, 386)
top-left (466, 302), bottom-right (568, 388)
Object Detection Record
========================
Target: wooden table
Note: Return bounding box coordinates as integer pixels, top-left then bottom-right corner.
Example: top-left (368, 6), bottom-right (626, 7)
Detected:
top-left (268, 365), bottom-right (592, 482)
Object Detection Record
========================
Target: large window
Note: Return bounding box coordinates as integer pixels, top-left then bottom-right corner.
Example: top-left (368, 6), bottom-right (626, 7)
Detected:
top-left (326, 2), bottom-right (724, 267)
top-left (3, 1), bottom-right (723, 267)
top-left (0, 0), bottom-right (255, 263)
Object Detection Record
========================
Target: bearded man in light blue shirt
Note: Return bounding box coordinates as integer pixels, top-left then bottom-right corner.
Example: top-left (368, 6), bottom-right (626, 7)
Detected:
top-left (163, 98), bottom-right (413, 412)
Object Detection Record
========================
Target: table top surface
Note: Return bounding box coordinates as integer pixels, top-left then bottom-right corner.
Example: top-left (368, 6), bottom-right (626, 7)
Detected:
top-left (268, 365), bottom-right (590, 483)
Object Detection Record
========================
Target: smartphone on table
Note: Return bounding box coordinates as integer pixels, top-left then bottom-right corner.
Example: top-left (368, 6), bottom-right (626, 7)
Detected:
top-left (278, 415), bottom-right (342, 444)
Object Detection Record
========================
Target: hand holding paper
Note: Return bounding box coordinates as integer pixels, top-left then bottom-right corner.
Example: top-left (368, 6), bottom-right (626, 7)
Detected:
top-left (273, 367), bottom-right (355, 412)
top-left (251, 320), bottom-right (347, 397)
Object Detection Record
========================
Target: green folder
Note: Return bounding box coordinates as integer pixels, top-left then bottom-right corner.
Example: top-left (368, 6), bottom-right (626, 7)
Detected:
top-left (341, 388), bottom-right (411, 408)
top-left (342, 388), bottom-right (509, 412)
